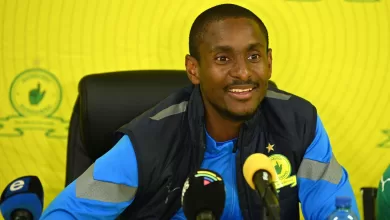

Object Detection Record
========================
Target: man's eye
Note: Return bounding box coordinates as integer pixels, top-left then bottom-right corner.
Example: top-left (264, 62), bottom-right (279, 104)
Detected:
top-left (216, 56), bottom-right (229, 62)
top-left (248, 54), bottom-right (260, 61)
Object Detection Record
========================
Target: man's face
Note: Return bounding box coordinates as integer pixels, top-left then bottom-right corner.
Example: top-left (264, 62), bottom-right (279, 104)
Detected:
top-left (186, 17), bottom-right (272, 121)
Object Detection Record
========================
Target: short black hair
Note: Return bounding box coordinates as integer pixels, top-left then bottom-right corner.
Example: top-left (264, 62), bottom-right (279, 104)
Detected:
top-left (189, 4), bottom-right (269, 61)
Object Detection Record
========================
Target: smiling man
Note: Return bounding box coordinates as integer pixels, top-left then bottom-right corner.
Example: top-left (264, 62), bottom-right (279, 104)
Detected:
top-left (41, 4), bottom-right (359, 220)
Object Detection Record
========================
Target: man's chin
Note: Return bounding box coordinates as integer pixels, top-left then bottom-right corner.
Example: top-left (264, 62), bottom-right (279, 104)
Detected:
top-left (221, 109), bottom-right (256, 122)
top-left (230, 113), bottom-right (255, 122)
top-left (209, 100), bottom-right (258, 122)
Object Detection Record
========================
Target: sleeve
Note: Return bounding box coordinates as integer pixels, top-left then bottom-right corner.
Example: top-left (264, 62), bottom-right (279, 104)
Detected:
top-left (40, 135), bottom-right (138, 220)
top-left (297, 115), bottom-right (360, 220)
top-left (376, 165), bottom-right (390, 219)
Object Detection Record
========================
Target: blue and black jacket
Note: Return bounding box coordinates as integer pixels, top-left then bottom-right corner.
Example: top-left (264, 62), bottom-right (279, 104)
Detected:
top-left (41, 85), bottom-right (359, 219)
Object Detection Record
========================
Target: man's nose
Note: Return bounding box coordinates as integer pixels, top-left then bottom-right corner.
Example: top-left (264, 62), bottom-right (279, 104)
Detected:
top-left (229, 57), bottom-right (251, 81)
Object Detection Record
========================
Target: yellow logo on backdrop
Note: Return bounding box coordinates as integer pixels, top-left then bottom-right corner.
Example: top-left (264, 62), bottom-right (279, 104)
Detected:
top-left (378, 129), bottom-right (390, 148)
top-left (0, 68), bottom-right (68, 138)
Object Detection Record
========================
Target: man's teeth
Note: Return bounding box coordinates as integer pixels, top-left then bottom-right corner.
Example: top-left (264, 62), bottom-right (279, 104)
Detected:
top-left (229, 88), bottom-right (253, 93)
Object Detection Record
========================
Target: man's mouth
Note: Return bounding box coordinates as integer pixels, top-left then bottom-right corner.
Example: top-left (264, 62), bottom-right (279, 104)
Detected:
top-left (227, 84), bottom-right (258, 93)
top-left (229, 87), bottom-right (255, 93)
top-left (227, 85), bottom-right (258, 100)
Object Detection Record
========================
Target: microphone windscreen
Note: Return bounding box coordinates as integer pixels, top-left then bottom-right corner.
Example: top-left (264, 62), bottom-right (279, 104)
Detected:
top-left (0, 176), bottom-right (44, 220)
top-left (243, 153), bottom-right (278, 189)
top-left (181, 169), bottom-right (225, 220)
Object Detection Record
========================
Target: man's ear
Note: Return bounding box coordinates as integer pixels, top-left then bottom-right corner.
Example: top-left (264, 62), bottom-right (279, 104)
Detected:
top-left (267, 48), bottom-right (273, 79)
top-left (185, 55), bottom-right (200, 85)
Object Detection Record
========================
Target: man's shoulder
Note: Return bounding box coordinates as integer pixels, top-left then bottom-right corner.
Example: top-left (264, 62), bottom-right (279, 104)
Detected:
top-left (125, 85), bottom-right (193, 129)
top-left (264, 88), bottom-right (316, 118)
top-left (263, 88), bottom-right (318, 149)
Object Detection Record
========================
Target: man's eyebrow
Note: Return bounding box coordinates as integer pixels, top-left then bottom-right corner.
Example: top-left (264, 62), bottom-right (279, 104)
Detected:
top-left (210, 42), bottom-right (265, 53)
top-left (247, 42), bottom-right (264, 50)
top-left (210, 45), bottom-right (233, 53)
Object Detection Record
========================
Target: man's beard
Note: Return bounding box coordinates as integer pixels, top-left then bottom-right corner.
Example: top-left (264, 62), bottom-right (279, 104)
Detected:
top-left (209, 101), bottom-right (257, 122)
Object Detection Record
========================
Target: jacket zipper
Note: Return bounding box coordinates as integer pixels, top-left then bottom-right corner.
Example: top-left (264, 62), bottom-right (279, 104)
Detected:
top-left (229, 154), bottom-right (236, 218)
top-left (235, 126), bottom-right (254, 220)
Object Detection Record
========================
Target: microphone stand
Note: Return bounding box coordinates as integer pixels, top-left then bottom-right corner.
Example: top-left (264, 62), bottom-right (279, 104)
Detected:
top-left (253, 172), bottom-right (280, 220)
top-left (261, 188), bottom-right (279, 220)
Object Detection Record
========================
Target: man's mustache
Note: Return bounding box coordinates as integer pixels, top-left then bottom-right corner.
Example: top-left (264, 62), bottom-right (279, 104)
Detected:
top-left (224, 80), bottom-right (259, 91)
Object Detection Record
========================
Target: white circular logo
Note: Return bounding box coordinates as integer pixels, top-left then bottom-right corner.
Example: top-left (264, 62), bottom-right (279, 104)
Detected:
top-left (10, 180), bottom-right (25, 191)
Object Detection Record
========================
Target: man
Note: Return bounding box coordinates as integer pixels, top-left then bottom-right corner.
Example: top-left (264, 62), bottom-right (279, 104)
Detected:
top-left (41, 4), bottom-right (359, 219)
top-left (377, 165), bottom-right (390, 219)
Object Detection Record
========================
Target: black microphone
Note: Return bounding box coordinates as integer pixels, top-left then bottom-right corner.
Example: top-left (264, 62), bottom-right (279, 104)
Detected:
top-left (181, 169), bottom-right (226, 220)
top-left (243, 153), bottom-right (280, 220)
top-left (0, 176), bottom-right (44, 220)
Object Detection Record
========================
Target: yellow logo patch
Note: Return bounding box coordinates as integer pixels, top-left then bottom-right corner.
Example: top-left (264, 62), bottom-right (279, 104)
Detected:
top-left (269, 154), bottom-right (297, 189)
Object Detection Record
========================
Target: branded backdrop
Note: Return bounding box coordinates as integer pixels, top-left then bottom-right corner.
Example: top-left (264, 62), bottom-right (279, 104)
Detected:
top-left (0, 0), bottom-right (389, 217)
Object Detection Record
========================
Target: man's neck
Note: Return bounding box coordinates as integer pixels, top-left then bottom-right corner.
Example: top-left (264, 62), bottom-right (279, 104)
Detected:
top-left (204, 107), bottom-right (242, 142)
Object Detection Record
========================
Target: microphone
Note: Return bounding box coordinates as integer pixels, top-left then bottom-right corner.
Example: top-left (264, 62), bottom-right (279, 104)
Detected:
top-left (243, 153), bottom-right (280, 220)
top-left (181, 169), bottom-right (226, 220)
top-left (0, 176), bottom-right (44, 220)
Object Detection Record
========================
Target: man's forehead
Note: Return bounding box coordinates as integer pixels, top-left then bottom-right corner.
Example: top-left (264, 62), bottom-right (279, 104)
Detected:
top-left (200, 17), bottom-right (266, 49)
